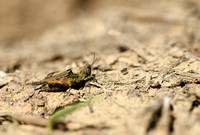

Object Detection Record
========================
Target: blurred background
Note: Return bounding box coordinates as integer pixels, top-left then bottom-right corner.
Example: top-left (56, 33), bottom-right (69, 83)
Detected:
top-left (0, 0), bottom-right (200, 71)
top-left (1, 0), bottom-right (199, 43)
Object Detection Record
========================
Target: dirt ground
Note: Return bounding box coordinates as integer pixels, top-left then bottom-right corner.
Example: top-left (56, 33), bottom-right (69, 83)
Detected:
top-left (1, 0), bottom-right (200, 135)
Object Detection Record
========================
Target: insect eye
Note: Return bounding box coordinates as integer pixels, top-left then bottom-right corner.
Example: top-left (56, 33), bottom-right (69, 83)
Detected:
top-left (87, 65), bottom-right (91, 69)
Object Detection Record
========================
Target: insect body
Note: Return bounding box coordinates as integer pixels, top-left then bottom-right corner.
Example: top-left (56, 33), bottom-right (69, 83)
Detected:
top-left (31, 56), bottom-right (97, 92)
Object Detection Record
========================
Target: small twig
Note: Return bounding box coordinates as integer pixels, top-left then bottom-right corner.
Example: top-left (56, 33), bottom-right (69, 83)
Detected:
top-left (88, 82), bottom-right (105, 89)
top-left (0, 113), bottom-right (48, 127)
top-left (23, 91), bottom-right (35, 102)
top-left (162, 56), bottom-right (188, 78)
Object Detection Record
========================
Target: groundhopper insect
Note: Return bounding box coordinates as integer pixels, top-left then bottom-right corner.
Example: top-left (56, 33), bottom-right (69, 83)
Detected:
top-left (31, 55), bottom-right (97, 91)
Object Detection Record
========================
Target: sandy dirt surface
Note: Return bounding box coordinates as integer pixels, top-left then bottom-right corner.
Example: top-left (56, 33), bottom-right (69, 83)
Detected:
top-left (1, 0), bottom-right (200, 135)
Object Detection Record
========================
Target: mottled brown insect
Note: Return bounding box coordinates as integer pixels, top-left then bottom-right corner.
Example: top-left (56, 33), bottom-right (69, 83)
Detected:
top-left (31, 55), bottom-right (97, 91)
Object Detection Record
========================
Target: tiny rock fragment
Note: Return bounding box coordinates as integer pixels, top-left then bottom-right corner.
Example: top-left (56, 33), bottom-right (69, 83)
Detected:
top-left (0, 79), bottom-right (8, 89)
top-left (127, 89), bottom-right (141, 98)
top-left (151, 73), bottom-right (159, 78)
top-left (118, 45), bottom-right (129, 53)
top-left (0, 71), bottom-right (7, 77)
top-left (107, 28), bottom-right (121, 37)
top-left (150, 81), bottom-right (161, 88)
top-left (97, 65), bottom-right (113, 71)
top-left (120, 68), bottom-right (128, 75)
top-left (32, 98), bottom-right (45, 107)
top-left (170, 46), bottom-right (184, 58)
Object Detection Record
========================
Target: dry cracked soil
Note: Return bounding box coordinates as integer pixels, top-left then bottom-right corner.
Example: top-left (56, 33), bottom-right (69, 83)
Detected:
top-left (0, 0), bottom-right (200, 135)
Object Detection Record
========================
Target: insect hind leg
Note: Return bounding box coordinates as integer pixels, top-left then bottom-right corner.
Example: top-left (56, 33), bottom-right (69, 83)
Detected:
top-left (34, 84), bottom-right (46, 90)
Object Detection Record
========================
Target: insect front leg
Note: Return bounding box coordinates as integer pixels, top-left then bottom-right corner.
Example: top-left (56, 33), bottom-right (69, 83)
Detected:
top-left (44, 71), bottom-right (59, 79)
top-left (65, 87), bottom-right (72, 97)
top-left (83, 83), bottom-right (92, 98)
top-left (84, 75), bottom-right (95, 81)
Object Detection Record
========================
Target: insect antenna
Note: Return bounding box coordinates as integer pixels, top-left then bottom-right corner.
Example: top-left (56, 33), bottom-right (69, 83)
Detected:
top-left (91, 53), bottom-right (97, 67)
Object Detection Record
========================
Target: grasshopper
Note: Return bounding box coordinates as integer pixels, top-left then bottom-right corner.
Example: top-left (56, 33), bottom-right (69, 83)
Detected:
top-left (31, 55), bottom-right (97, 91)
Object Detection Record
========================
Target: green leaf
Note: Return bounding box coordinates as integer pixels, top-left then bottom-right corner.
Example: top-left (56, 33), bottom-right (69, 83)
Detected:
top-left (47, 94), bottom-right (102, 130)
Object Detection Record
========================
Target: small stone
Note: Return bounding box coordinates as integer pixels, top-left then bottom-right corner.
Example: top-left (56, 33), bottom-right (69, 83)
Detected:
top-left (127, 89), bottom-right (141, 98)
top-left (0, 71), bottom-right (7, 77)
top-left (0, 78), bottom-right (8, 89)
top-left (120, 68), bottom-right (128, 75)
top-left (118, 45), bottom-right (128, 53)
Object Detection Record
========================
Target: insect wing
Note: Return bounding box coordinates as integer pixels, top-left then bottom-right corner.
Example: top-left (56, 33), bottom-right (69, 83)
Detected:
top-left (31, 69), bottom-right (73, 85)
top-left (49, 69), bottom-right (73, 80)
